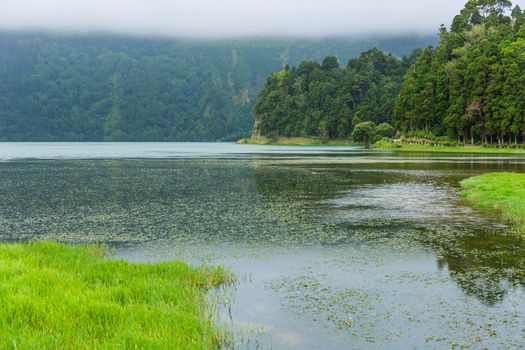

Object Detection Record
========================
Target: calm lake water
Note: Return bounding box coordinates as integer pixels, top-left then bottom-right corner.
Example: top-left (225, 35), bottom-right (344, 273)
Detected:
top-left (0, 143), bottom-right (524, 349)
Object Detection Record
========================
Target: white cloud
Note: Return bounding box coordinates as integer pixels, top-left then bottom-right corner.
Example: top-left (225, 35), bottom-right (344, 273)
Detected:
top-left (0, 0), bottom-right (523, 37)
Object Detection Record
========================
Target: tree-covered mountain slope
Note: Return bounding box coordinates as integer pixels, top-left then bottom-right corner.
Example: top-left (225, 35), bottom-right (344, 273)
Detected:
top-left (394, 0), bottom-right (525, 144)
top-left (0, 32), bottom-right (435, 141)
top-left (252, 1), bottom-right (525, 146)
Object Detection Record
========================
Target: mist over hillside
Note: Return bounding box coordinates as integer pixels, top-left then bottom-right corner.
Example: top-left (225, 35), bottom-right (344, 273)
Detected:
top-left (0, 32), bottom-right (436, 141)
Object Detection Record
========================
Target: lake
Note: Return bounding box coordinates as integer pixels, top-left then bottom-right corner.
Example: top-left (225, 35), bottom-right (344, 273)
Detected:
top-left (0, 143), bottom-right (524, 349)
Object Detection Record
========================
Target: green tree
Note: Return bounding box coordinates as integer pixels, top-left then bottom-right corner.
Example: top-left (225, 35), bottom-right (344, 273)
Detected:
top-left (376, 123), bottom-right (395, 138)
top-left (321, 56), bottom-right (340, 70)
top-left (395, 0), bottom-right (524, 145)
top-left (253, 49), bottom-right (410, 140)
top-left (0, 32), bottom-right (432, 141)
top-left (352, 121), bottom-right (377, 147)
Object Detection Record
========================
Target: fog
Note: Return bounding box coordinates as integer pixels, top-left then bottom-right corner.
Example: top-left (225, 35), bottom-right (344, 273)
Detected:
top-left (0, 0), bottom-right (523, 38)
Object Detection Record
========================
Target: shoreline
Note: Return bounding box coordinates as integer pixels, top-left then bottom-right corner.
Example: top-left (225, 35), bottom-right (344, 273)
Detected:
top-left (236, 137), bottom-right (355, 146)
top-left (374, 141), bottom-right (525, 154)
top-left (237, 137), bottom-right (525, 154)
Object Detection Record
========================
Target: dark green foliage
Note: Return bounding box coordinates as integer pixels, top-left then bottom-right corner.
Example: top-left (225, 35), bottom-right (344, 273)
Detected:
top-left (395, 0), bottom-right (525, 145)
top-left (376, 122), bottom-right (395, 138)
top-left (253, 48), bottom-right (415, 139)
top-left (321, 56), bottom-right (340, 70)
top-left (0, 32), bottom-right (434, 141)
top-left (352, 121), bottom-right (377, 146)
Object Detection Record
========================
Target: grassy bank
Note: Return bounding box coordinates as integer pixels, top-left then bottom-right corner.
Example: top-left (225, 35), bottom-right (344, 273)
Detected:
top-left (236, 137), bottom-right (354, 146)
top-left (237, 137), bottom-right (525, 152)
top-left (461, 173), bottom-right (525, 234)
top-left (0, 241), bottom-right (232, 349)
top-left (374, 140), bottom-right (525, 154)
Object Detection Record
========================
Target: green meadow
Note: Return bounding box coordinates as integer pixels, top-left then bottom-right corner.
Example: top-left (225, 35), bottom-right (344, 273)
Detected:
top-left (374, 140), bottom-right (525, 154)
top-left (0, 241), bottom-right (232, 349)
top-left (461, 172), bottom-right (525, 234)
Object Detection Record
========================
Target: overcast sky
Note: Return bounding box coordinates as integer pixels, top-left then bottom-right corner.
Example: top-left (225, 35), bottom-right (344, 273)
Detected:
top-left (1, 0), bottom-right (524, 38)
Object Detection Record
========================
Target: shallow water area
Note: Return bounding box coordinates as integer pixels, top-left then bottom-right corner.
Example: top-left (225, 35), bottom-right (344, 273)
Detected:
top-left (0, 142), bottom-right (524, 349)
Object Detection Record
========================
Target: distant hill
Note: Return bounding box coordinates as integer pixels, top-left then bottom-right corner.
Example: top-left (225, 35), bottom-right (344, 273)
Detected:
top-left (0, 32), bottom-right (436, 141)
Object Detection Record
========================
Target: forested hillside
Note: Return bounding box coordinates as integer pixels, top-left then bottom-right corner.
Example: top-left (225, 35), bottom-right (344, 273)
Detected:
top-left (252, 49), bottom-right (419, 139)
top-left (252, 0), bottom-right (525, 145)
top-left (0, 33), bottom-right (434, 141)
top-left (395, 0), bottom-right (525, 145)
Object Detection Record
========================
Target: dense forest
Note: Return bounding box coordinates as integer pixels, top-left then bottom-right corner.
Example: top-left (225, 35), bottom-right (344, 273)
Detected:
top-left (252, 49), bottom-right (419, 139)
top-left (395, 0), bottom-right (525, 145)
top-left (0, 33), bottom-right (434, 141)
top-left (253, 0), bottom-right (525, 145)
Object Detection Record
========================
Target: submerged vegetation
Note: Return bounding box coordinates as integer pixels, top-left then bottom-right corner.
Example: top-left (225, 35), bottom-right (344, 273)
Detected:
top-left (0, 241), bottom-right (231, 349)
top-left (0, 156), bottom-right (525, 348)
top-left (461, 172), bottom-right (525, 233)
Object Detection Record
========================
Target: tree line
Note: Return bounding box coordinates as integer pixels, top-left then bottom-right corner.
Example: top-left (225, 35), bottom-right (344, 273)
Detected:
top-left (252, 49), bottom-right (419, 140)
top-left (254, 0), bottom-right (525, 146)
top-left (395, 0), bottom-right (525, 145)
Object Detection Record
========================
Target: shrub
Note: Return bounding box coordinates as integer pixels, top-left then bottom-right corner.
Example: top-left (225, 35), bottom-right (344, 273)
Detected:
top-left (352, 121), bottom-right (377, 147)
top-left (376, 123), bottom-right (395, 138)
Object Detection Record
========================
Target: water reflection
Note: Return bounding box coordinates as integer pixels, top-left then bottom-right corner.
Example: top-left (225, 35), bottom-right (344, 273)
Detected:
top-left (432, 231), bottom-right (525, 305)
top-left (0, 153), bottom-right (524, 348)
top-left (252, 161), bottom-right (525, 306)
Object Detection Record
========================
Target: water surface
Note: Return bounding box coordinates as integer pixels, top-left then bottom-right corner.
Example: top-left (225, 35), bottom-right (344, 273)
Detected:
top-left (0, 143), bottom-right (524, 349)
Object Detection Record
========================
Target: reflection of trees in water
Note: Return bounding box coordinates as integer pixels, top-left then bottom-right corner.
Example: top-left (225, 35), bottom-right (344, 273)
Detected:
top-left (430, 229), bottom-right (525, 305)
top-left (2, 159), bottom-right (525, 306)
top-left (0, 159), bottom-right (361, 246)
top-left (255, 161), bottom-right (525, 305)
top-left (256, 165), bottom-right (525, 305)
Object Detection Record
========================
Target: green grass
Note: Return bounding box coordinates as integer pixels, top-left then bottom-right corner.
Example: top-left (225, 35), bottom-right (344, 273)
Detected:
top-left (236, 137), bottom-right (354, 146)
top-left (238, 137), bottom-right (525, 152)
top-left (0, 241), bottom-right (232, 349)
top-left (374, 140), bottom-right (525, 154)
top-left (460, 172), bottom-right (525, 234)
